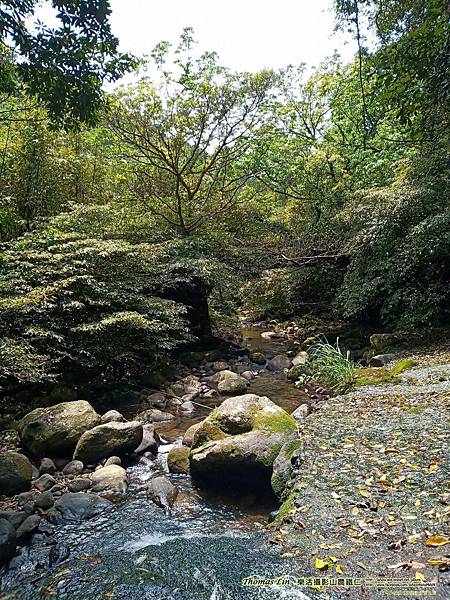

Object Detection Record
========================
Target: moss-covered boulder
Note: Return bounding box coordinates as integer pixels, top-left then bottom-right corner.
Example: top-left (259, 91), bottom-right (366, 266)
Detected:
top-left (73, 421), bottom-right (143, 464)
top-left (167, 446), bottom-right (190, 474)
top-left (190, 394), bottom-right (298, 492)
top-left (0, 452), bottom-right (33, 496)
top-left (19, 401), bottom-right (101, 457)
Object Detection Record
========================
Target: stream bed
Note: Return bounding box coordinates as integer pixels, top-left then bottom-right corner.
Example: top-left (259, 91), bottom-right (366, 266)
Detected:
top-left (0, 327), bottom-right (325, 600)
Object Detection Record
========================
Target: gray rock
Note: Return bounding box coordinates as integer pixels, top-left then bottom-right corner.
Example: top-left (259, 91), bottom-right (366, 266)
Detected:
top-left (39, 458), bottom-right (56, 475)
top-left (31, 465), bottom-right (40, 480)
top-left (62, 460), bottom-right (84, 476)
top-left (47, 493), bottom-right (112, 524)
top-left (292, 351), bottom-right (308, 367)
top-left (0, 452), bottom-right (33, 496)
top-left (73, 421), bottom-right (143, 463)
top-left (135, 409), bottom-right (175, 424)
top-left (34, 474), bottom-right (56, 492)
top-left (241, 371), bottom-right (255, 381)
top-left (16, 514), bottom-right (41, 539)
top-left (180, 401), bottom-right (195, 413)
top-left (34, 491), bottom-right (55, 510)
top-left (181, 375), bottom-right (202, 396)
top-left (91, 465), bottom-right (128, 494)
top-left (19, 400), bottom-right (101, 456)
top-left (134, 424), bottom-right (159, 455)
top-left (271, 439), bottom-right (301, 499)
top-left (261, 331), bottom-right (281, 340)
top-left (291, 404), bottom-right (311, 420)
top-left (145, 392), bottom-right (167, 408)
top-left (369, 354), bottom-right (396, 367)
top-left (101, 410), bottom-right (126, 424)
top-left (104, 456), bottom-right (121, 467)
top-left (68, 478), bottom-right (91, 493)
top-left (0, 518), bottom-right (16, 564)
top-left (16, 491), bottom-right (34, 506)
top-left (0, 511), bottom-right (27, 529)
top-left (214, 370), bottom-right (249, 394)
top-left (182, 422), bottom-right (203, 447)
top-left (267, 354), bottom-right (293, 372)
top-left (147, 476), bottom-right (178, 513)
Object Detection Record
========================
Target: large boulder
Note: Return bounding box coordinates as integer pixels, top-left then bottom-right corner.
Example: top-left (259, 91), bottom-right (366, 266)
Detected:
top-left (190, 394), bottom-right (298, 491)
top-left (0, 452), bottom-right (33, 496)
top-left (0, 518), bottom-right (16, 564)
top-left (47, 493), bottom-right (112, 524)
top-left (19, 401), bottom-right (100, 456)
top-left (73, 421), bottom-right (142, 463)
top-left (214, 370), bottom-right (249, 394)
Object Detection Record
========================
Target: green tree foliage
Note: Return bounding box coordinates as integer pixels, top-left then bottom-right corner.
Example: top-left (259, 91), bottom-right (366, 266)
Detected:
top-left (0, 0), bottom-right (135, 126)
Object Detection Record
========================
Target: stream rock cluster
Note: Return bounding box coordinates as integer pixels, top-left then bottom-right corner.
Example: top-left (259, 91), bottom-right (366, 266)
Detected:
top-left (0, 344), bottom-right (310, 570)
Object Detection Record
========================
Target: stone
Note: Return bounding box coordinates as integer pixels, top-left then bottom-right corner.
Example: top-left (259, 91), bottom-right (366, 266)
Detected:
top-left (19, 400), bottom-right (101, 456)
top-left (0, 452), bottom-right (33, 496)
top-left (190, 394), bottom-right (297, 491)
top-left (250, 352), bottom-right (266, 365)
top-left (34, 491), bottom-right (54, 510)
top-left (369, 333), bottom-right (401, 352)
top-left (167, 447), bottom-right (190, 474)
top-left (241, 370), bottom-right (255, 381)
top-left (47, 493), bottom-right (112, 524)
top-left (68, 478), bottom-right (91, 493)
top-left (104, 456), bottom-right (121, 467)
top-left (271, 440), bottom-right (301, 499)
top-left (34, 474), bottom-right (56, 492)
top-left (0, 511), bottom-right (27, 530)
top-left (101, 410), bottom-right (126, 424)
top-left (291, 404), bottom-right (311, 420)
top-left (73, 421), bottom-right (143, 463)
top-left (211, 361), bottom-right (229, 372)
top-left (267, 354), bottom-right (293, 372)
top-left (16, 514), bottom-right (41, 539)
top-left (0, 519), bottom-right (16, 564)
top-left (214, 370), bottom-right (249, 394)
top-left (182, 422), bottom-right (203, 448)
top-left (147, 476), bottom-right (178, 513)
top-left (292, 351), bottom-right (308, 367)
top-left (16, 492), bottom-right (34, 506)
top-left (90, 465), bottom-right (128, 494)
top-left (145, 392), bottom-right (167, 408)
top-left (180, 401), bottom-right (195, 413)
top-left (182, 375), bottom-right (203, 396)
top-left (39, 458), bottom-right (56, 476)
top-left (134, 424), bottom-right (159, 455)
top-left (135, 409), bottom-right (175, 424)
top-left (261, 331), bottom-right (281, 340)
top-left (287, 364), bottom-right (310, 381)
top-left (369, 354), bottom-right (396, 367)
top-left (62, 460), bottom-right (84, 476)
top-left (31, 465), bottom-right (40, 480)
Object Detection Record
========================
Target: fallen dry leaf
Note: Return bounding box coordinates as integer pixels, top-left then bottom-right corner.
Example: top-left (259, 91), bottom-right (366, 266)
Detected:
top-left (425, 535), bottom-right (449, 547)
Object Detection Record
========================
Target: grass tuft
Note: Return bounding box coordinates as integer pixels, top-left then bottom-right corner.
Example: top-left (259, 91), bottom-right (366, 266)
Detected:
top-left (308, 337), bottom-right (356, 391)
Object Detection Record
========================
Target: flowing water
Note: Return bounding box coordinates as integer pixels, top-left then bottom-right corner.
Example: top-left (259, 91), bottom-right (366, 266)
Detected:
top-left (0, 327), bottom-right (323, 600)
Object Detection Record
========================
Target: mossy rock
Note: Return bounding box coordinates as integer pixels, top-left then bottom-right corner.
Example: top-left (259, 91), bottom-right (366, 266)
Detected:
top-left (287, 365), bottom-right (311, 381)
top-left (192, 420), bottom-right (228, 449)
top-left (270, 487), bottom-right (297, 527)
top-left (354, 367), bottom-right (400, 387)
top-left (19, 400), bottom-right (101, 457)
top-left (0, 451), bottom-right (33, 496)
top-left (391, 358), bottom-right (417, 376)
top-left (167, 446), bottom-right (190, 474)
top-left (271, 439), bottom-right (301, 500)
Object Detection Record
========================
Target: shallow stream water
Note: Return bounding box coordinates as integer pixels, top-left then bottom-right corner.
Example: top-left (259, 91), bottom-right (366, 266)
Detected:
top-left (1, 327), bottom-right (322, 600)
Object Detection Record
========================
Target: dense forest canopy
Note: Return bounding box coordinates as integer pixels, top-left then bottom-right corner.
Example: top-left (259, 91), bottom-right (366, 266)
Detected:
top-left (0, 0), bottom-right (449, 392)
